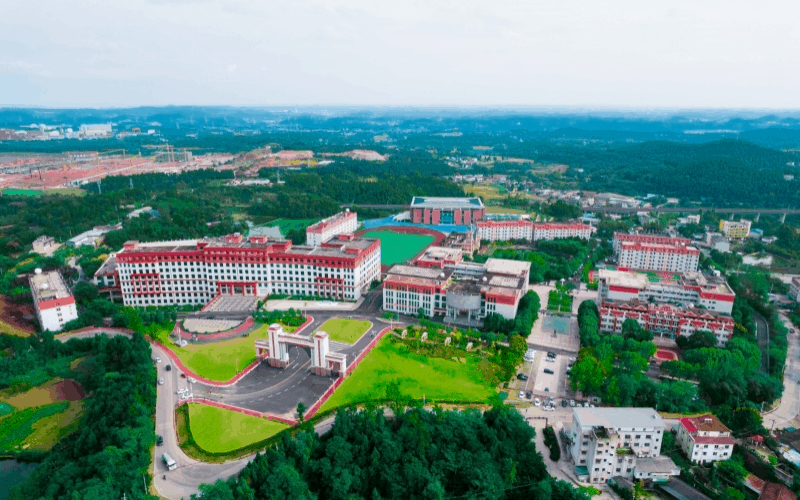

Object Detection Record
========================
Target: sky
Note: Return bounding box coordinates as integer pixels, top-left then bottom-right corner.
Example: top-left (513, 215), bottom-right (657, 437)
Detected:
top-left (3, 0), bottom-right (800, 108)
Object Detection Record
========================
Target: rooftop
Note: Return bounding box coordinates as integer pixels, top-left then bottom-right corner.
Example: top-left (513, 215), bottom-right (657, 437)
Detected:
top-left (760, 482), bottom-right (797, 500)
top-left (635, 456), bottom-right (680, 475)
top-left (680, 414), bottom-right (731, 434)
top-left (484, 258), bottom-right (531, 278)
top-left (411, 196), bottom-right (484, 209)
top-left (306, 210), bottom-right (356, 233)
top-left (387, 265), bottom-right (453, 280)
top-left (94, 254), bottom-right (117, 276)
top-left (573, 407), bottom-right (665, 430)
top-left (29, 270), bottom-right (72, 303)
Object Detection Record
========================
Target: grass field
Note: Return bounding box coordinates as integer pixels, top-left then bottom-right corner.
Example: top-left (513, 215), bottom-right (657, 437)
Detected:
top-left (320, 337), bottom-right (498, 411)
top-left (317, 318), bottom-right (371, 344)
top-left (0, 402), bottom-right (71, 452)
top-left (155, 323), bottom-right (275, 381)
top-left (1, 378), bottom-right (84, 410)
top-left (1, 188), bottom-right (41, 196)
top-left (485, 206), bottom-right (528, 214)
top-left (266, 218), bottom-right (320, 237)
top-left (42, 188), bottom-right (84, 196)
top-left (187, 403), bottom-right (289, 453)
top-left (464, 185), bottom-right (504, 201)
top-left (361, 230), bottom-right (434, 265)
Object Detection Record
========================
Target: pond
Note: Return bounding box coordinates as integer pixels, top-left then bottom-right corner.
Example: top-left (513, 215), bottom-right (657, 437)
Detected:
top-left (0, 459), bottom-right (38, 500)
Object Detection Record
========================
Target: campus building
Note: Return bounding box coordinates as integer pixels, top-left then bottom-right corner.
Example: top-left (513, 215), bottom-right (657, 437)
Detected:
top-left (790, 277), bottom-right (800, 302)
top-left (413, 246), bottom-right (464, 268)
top-left (613, 233), bottom-right (699, 273)
top-left (565, 407), bottom-right (677, 484)
top-left (92, 254), bottom-right (121, 301)
top-left (719, 219), bottom-right (752, 239)
top-left (677, 414), bottom-right (734, 464)
top-left (382, 258), bottom-right (530, 323)
top-left (32, 235), bottom-right (60, 256)
top-left (305, 210), bottom-right (358, 246)
top-left (475, 220), bottom-right (592, 242)
top-left (29, 269), bottom-right (78, 332)
top-left (410, 196), bottom-right (485, 225)
top-left (596, 268), bottom-right (735, 314)
top-left (114, 233), bottom-right (381, 307)
top-left (599, 300), bottom-right (735, 345)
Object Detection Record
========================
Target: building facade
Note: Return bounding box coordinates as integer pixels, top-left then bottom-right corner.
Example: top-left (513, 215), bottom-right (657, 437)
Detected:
top-left (382, 258), bottom-right (530, 322)
top-left (790, 278), bottom-right (800, 302)
top-left (410, 196), bottom-right (485, 225)
top-left (29, 269), bottom-right (78, 332)
top-left (114, 233), bottom-right (381, 307)
top-left (719, 219), bottom-right (752, 239)
top-left (92, 254), bottom-right (121, 300)
top-left (677, 414), bottom-right (734, 464)
top-left (305, 210), bottom-right (358, 246)
top-left (567, 408), bottom-right (673, 484)
top-left (476, 220), bottom-right (592, 243)
top-left (599, 300), bottom-right (735, 346)
top-left (613, 233), bottom-right (699, 273)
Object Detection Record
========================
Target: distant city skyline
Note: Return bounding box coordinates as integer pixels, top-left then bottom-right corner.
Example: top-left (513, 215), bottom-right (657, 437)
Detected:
top-left (4, 0), bottom-right (800, 108)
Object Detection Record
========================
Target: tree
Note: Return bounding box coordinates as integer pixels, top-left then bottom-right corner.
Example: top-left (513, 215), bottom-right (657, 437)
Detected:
top-left (417, 307), bottom-right (426, 320)
top-left (73, 282), bottom-right (99, 306)
top-left (509, 334), bottom-right (527, 354)
top-left (622, 319), bottom-right (653, 342)
top-left (676, 330), bottom-right (717, 350)
top-left (722, 488), bottom-right (745, 500)
top-left (633, 481), bottom-right (652, 499)
top-left (297, 402), bottom-right (307, 422)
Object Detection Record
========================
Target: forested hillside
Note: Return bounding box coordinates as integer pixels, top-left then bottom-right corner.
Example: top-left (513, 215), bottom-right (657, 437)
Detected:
top-left (192, 406), bottom-right (589, 500)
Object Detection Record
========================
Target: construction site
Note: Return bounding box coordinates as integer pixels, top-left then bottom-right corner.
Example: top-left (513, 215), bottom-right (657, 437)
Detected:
top-left (0, 147), bottom-right (235, 192)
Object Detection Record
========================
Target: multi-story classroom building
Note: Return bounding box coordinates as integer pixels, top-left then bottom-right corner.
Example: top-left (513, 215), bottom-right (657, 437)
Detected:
top-left (305, 210), bottom-right (358, 246)
top-left (475, 220), bottom-right (592, 242)
top-left (409, 196), bottom-right (485, 225)
top-left (613, 233), bottom-right (700, 273)
top-left (29, 269), bottom-right (78, 332)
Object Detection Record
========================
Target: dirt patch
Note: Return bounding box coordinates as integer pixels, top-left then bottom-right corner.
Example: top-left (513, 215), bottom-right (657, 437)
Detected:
top-left (0, 295), bottom-right (35, 336)
top-left (53, 379), bottom-right (85, 401)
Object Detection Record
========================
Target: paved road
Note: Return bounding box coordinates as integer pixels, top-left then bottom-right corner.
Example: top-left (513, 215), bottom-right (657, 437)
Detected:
top-left (763, 313), bottom-right (800, 430)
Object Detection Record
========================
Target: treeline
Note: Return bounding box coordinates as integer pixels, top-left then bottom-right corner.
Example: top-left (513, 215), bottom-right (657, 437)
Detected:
top-left (192, 406), bottom-right (590, 500)
top-left (9, 332), bottom-right (157, 500)
top-left (478, 237), bottom-right (597, 283)
top-left (482, 290), bottom-right (540, 338)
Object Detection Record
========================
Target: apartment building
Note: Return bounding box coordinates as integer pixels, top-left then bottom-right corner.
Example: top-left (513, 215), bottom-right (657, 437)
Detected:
top-left (613, 233), bottom-right (699, 273)
top-left (114, 233), bottom-right (381, 307)
top-left (92, 254), bottom-right (121, 300)
top-left (567, 407), bottom-right (677, 484)
top-left (677, 414), bottom-right (734, 464)
top-left (305, 210), bottom-right (358, 246)
top-left (476, 220), bottom-right (592, 243)
top-left (719, 219), bottom-right (752, 239)
top-left (29, 269), bottom-right (78, 332)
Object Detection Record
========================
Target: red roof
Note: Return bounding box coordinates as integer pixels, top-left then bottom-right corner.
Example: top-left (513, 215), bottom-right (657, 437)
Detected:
top-left (760, 483), bottom-right (797, 500)
top-left (692, 436), bottom-right (735, 445)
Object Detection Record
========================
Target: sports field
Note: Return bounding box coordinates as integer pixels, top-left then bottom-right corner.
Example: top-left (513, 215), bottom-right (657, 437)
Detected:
top-left (187, 404), bottom-right (289, 453)
top-left (154, 323), bottom-right (274, 381)
top-left (1, 188), bottom-right (41, 197)
top-left (317, 318), bottom-right (371, 344)
top-left (266, 218), bottom-right (320, 237)
top-left (320, 337), bottom-right (499, 411)
top-left (361, 230), bottom-right (434, 265)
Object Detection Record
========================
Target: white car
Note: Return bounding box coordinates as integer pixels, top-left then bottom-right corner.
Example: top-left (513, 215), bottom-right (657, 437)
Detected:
top-left (544, 406), bottom-right (555, 412)
top-left (534, 398), bottom-right (541, 407)
top-left (158, 377), bottom-right (165, 385)
top-left (570, 400), bottom-right (576, 407)
top-left (188, 377), bottom-right (197, 384)
top-left (518, 391), bottom-right (525, 399)
top-left (155, 357), bottom-right (161, 363)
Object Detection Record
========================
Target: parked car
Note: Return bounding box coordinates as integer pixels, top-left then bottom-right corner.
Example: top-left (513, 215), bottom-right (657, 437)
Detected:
top-left (156, 435), bottom-right (163, 446)
top-left (526, 391), bottom-right (532, 399)
top-left (518, 391), bottom-right (525, 399)
top-left (517, 373), bottom-right (529, 381)
top-left (544, 368), bottom-right (554, 374)
top-left (155, 357), bottom-right (161, 363)
top-left (534, 398), bottom-right (541, 407)
top-left (158, 377), bottom-right (165, 385)
top-left (188, 377), bottom-right (197, 384)
top-left (561, 399), bottom-right (568, 407)
top-left (165, 365), bottom-right (171, 371)
top-left (547, 352), bottom-right (556, 358)
top-left (180, 373), bottom-right (187, 378)
top-left (570, 399), bottom-right (576, 407)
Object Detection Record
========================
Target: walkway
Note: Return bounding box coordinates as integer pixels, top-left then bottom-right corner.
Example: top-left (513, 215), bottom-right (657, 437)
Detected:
top-left (762, 312), bottom-right (800, 430)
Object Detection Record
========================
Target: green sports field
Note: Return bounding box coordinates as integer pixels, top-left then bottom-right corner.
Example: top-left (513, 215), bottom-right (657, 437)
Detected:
top-left (317, 318), bottom-right (371, 344)
top-left (2, 188), bottom-right (42, 197)
top-left (361, 230), bottom-right (435, 265)
top-left (320, 337), bottom-right (499, 411)
top-left (187, 404), bottom-right (289, 453)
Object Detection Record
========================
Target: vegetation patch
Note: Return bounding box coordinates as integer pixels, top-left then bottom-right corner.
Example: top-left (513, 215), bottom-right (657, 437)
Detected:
top-left (547, 284), bottom-right (574, 313)
top-left (2, 378), bottom-right (85, 410)
top-left (1, 188), bottom-right (42, 197)
top-left (316, 318), bottom-right (371, 344)
top-left (187, 403), bottom-right (289, 453)
top-left (19, 400), bottom-right (84, 450)
top-left (321, 336), bottom-right (499, 411)
top-left (265, 218), bottom-right (321, 236)
top-left (0, 402), bottom-right (69, 452)
top-left (0, 296), bottom-right (35, 337)
top-left (361, 230), bottom-right (435, 265)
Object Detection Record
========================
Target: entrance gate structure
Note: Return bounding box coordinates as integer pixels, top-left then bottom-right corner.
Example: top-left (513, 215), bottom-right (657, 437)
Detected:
top-left (254, 323), bottom-right (348, 376)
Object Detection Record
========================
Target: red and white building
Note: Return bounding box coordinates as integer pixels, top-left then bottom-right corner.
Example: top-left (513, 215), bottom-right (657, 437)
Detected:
top-left (413, 246), bottom-right (464, 268)
top-left (677, 415), bottom-right (734, 464)
top-left (476, 220), bottom-right (592, 242)
top-left (599, 300), bottom-right (735, 346)
top-left (115, 233), bottom-right (381, 307)
top-left (383, 258), bottom-right (530, 322)
top-left (410, 196), bottom-right (485, 225)
top-left (596, 268), bottom-right (735, 314)
top-left (92, 254), bottom-right (121, 300)
top-left (613, 233), bottom-right (699, 273)
top-left (305, 210), bottom-right (358, 246)
top-left (29, 269), bottom-right (78, 332)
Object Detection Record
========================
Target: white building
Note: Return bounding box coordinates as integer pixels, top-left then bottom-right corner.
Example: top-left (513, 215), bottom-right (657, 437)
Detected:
top-left (687, 215), bottom-right (701, 224)
top-left (476, 220), bottom-right (592, 243)
top-left (29, 269), bottom-right (78, 332)
top-left (114, 233), bottom-right (381, 307)
top-left (567, 407), bottom-right (676, 484)
top-left (719, 219), bottom-right (752, 239)
top-left (32, 235), bottom-right (60, 256)
top-left (677, 414), bottom-right (734, 464)
top-left (382, 258), bottom-right (530, 322)
top-left (79, 124), bottom-right (113, 137)
top-left (613, 233), bottom-right (700, 273)
top-left (305, 210), bottom-right (358, 246)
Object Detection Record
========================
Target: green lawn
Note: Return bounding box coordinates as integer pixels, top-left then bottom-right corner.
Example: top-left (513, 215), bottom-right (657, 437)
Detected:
top-left (317, 318), bottom-right (371, 344)
top-left (157, 323), bottom-right (271, 381)
top-left (320, 337), bottom-right (498, 411)
top-left (0, 402), bottom-right (70, 452)
top-left (187, 403), bottom-right (289, 453)
top-left (361, 230), bottom-right (435, 265)
top-left (266, 218), bottom-right (321, 237)
top-left (2, 188), bottom-right (42, 197)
